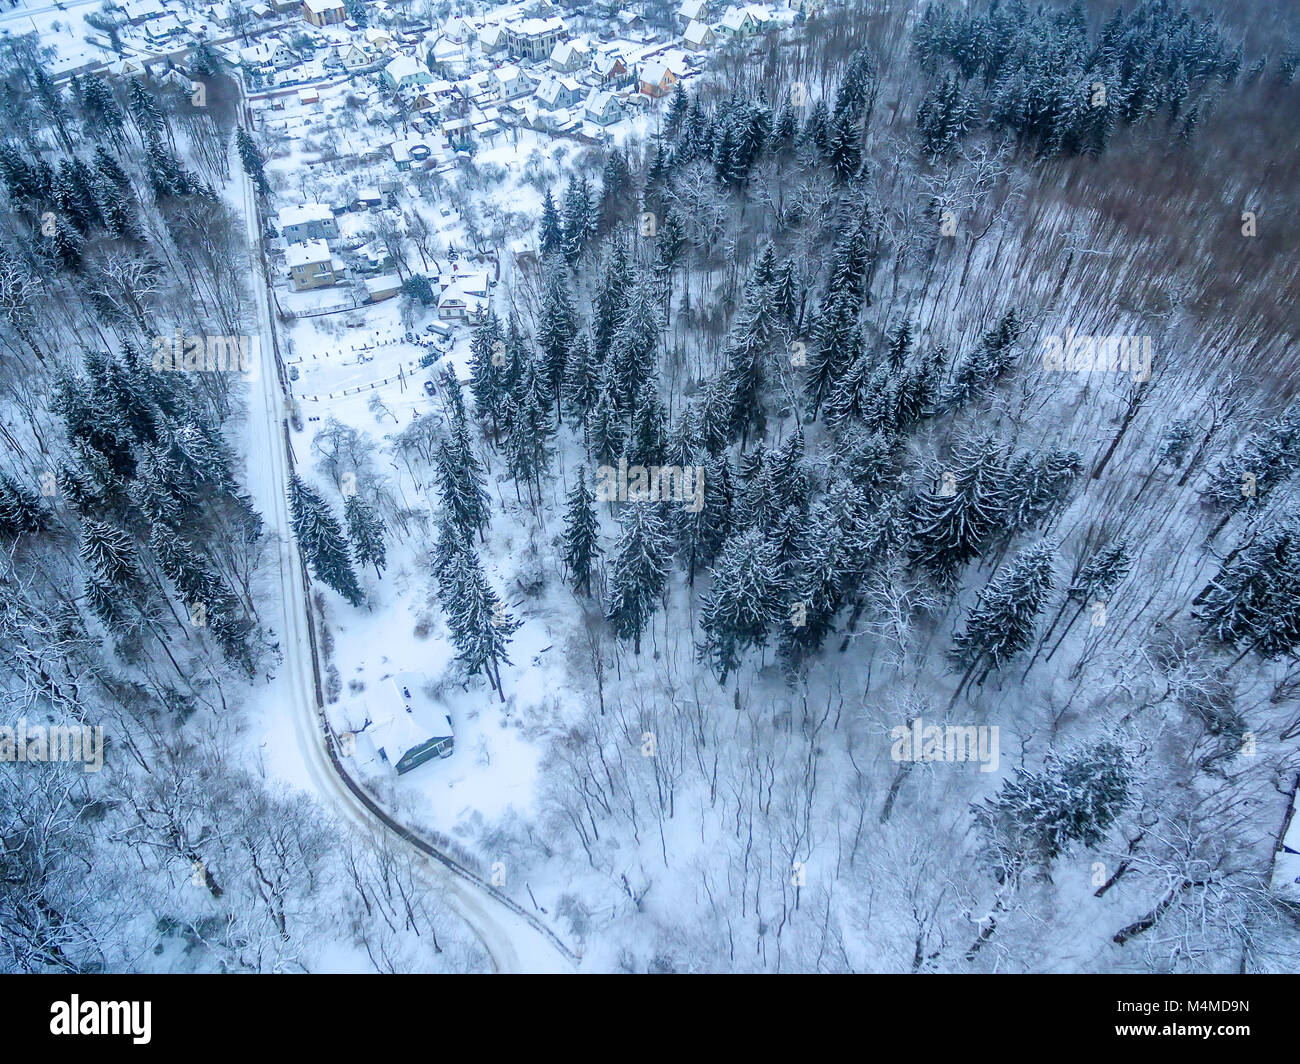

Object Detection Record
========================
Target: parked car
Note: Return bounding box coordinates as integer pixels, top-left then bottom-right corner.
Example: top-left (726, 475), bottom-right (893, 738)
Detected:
top-left (423, 379), bottom-right (436, 396)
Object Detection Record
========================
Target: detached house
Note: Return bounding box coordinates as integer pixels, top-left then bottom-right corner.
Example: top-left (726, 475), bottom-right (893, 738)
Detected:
top-left (638, 58), bottom-right (679, 98)
top-left (584, 88), bottom-right (623, 125)
top-left (382, 54), bottom-right (433, 91)
top-left (682, 20), bottom-right (714, 51)
top-left (503, 16), bottom-right (565, 61)
top-left (718, 4), bottom-right (772, 38)
top-left (590, 49), bottom-right (628, 86)
top-left (437, 272), bottom-right (489, 320)
top-left (302, 0), bottom-right (345, 26)
top-left (277, 203), bottom-right (338, 243)
top-left (285, 239), bottom-right (336, 289)
top-left (678, 0), bottom-right (710, 25)
top-left (535, 75), bottom-right (582, 111)
top-left (354, 673), bottom-right (455, 774)
top-left (549, 38), bottom-right (588, 72)
top-left (492, 64), bottom-right (532, 101)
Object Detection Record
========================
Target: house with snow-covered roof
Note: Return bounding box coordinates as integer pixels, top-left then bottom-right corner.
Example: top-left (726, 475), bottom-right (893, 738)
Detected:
top-left (682, 20), bottom-right (714, 51)
top-left (503, 15), bottom-right (565, 61)
top-left (302, 0), bottom-right (344, 26)
top-left (638, 57), bottom-right (681, 97)
top-left (352, 673), bottom-right (454, 774)
top-left (678, 0), bottom-right (710, 25)
top-left (277, 202), bottom-right (338, 243)
top-left (285, 239), bottom-right (336, 289)
top-left (535, 74), bottom-right (582, 111)
top-left (492, 64), bottom-right (532, 101)
top-left (549, 37), bottom-right (589, 73)
top-left (382, 54), bottom-right (433, 91)
top-left (584, 88), bottom-right (624, 125)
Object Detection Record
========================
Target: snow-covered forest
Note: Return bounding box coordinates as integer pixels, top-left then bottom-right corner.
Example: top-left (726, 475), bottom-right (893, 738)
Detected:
top-left (1, 0), bottom-right (1298, 974)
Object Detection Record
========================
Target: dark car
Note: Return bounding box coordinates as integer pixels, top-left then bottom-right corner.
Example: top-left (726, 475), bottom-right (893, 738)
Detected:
top-left (423, 380), bottom-right (436, 396)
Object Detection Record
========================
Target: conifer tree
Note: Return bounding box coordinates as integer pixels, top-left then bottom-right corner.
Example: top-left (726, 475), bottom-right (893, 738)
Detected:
top-left (562, 467), bottom-right (601, 597)
top-left (344, 493), bottom-right (387, 578)
top-left (697, 527), bottom-right (787, 684)
top-left (910, 435), bottom-right (1010, 583)
top-left (605, 502), bottom-right (671, 655)
top-left (440, 545), bottom-right (520, 701)
top-left (949, 541), bottom-right (1056, 703)
top-left (288, 474), bottom-right (363, 607)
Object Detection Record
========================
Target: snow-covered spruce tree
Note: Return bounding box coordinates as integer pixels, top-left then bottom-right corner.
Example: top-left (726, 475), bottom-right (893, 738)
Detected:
top-left (697, 527), bottom-right (787, 685)
top-left (941, 308), bottom-right (1024, 411)
top-left (724, 246), bottom-right (784, 446)
top-left (468, 311), bottom-right (507, 443)
top-left (502, 360), bottom-right (555, 506)
top-left (973, 739), bottom-right (1132, 885)
top-left (604, 502), bottom-right (671, 656)
top-left (948, 540), bottom-right (1056, 705)
top-left (561, 331), bottom-right (598, 429)
top-left (440, 544), bottom-right (520, 702)
top-left (592, 233), bottom-right (631, 362)
top-left (916, 73), bottom-right (976, 158)
top-left (0, 473), bottom-right (46, 540)
top-left (778, 496), bottom-right (852, 672)
top-left (1001, 448), bottom-right (1083, 537)
top-left (235, 127), bottom-right (269, 196)
top-left (1196, 520), bottom-right (1300, 663)
top-left (150, 526), bottom-right (254, 674)
top-left (909, 434), bottom-right (1009, 584)
top-left (561, 466), bottom-right (601, 598)
top-left (434, 420), bottom-right (490, 546)
top-left (344, 494), bottom-right (387, 579)
top-left (675, 450), bottom-right (734, 586)
top-left (561, 173), bottom-right (596, 264)
top-left (538, 188), bottom-right (563, 256)
top-left (288, 474), bottom-right (363, 607)
top-left (536, 252), bottom-right (578, 420)
top-left (586, 365), bottom-right (626, 468)
top-left (1201, 404), bottom-right (1300, 539)
top-left (606, 276), bottom-right (662, 414)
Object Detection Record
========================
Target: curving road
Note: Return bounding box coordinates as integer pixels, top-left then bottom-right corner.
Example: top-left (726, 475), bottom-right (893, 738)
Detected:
top-left (234, 90), bottom-right (575, 974)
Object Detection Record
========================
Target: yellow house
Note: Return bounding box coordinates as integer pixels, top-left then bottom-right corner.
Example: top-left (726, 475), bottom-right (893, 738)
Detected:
top-left (286, 239), bottom-right (336, 289)
top-left (302, 0), bottom-right (344, 27)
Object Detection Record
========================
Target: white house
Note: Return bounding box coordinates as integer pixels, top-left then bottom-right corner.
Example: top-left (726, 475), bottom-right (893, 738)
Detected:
top-left (584, 88), bottom-right (623, 125)
top-left (277, 202), bottom-right (338, 242)
top-left (302, 0), bottom-right (345, 26)
top-left (503, 15), bottom-right (565, 61)
top-left (383, 54), bottom-right (433, 91)
top-left (437, 272), bottom-right (489, 320)
top-left (478, 21), bottom-right (507, 54)
top-left (549, 37), bottom-right (589, 72)
top-left (678, 0), bottom-right (709, 24)
top-left (492, 64), bottom-right (532, 101)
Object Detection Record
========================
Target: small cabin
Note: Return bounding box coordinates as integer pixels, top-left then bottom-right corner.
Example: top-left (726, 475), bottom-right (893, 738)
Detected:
top-left (358, 672), bottom-right (455, 774)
